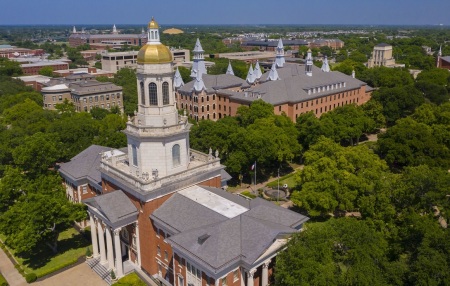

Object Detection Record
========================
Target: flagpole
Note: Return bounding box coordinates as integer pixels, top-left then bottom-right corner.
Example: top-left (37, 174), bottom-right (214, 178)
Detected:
top-left (254, 161), bottom-right (256, 191)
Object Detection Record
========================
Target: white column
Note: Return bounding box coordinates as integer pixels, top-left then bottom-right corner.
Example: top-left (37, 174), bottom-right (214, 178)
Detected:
top-left (97, 220), bottom-right (107, 263)
top-left (135, 221), bottom-right (141, 266)
top-left (105, 226), bottom-right (114, 270)
top-left (89, 214), bottom-right (99, 257)
top-left (247, 269), bottom-right (256, 286)
top-left (262, 260), bottom-right (271, 286)
top-left (114, 228), bottom-right (123, 277)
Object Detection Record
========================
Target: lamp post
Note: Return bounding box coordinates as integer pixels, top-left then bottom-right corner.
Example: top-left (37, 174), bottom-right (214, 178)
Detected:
top-left (277, 168), bottom-right (280, 203)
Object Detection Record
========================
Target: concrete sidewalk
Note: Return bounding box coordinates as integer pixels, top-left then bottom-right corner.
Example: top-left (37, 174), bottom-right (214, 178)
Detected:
top-left (0, 247), bottom-right (27, 286)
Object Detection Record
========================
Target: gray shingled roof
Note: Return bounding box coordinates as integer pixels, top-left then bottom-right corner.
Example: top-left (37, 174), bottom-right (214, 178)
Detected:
top-left (158, 187), bottom-right (308, 272)
top-left (84, 190), bottom-right (138, 224)
top-left (178, 74), bottom-right (248, 94)
top-left (441, 56), bottom-right (450, 63)
top-left (59, 145), bottom-right (110, 188)
top-left (151, 194), bottom-right (228, 233)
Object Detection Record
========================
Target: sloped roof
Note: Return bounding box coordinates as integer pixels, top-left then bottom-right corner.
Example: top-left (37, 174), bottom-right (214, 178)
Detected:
top-left (59, 145), bottom-right (110, 188)
top-left (156, 186), bottom-right (308, 271)
top-left (178, 74), bottom-right (248, 94)
top-left (84, 190), bottom-right (138, 224)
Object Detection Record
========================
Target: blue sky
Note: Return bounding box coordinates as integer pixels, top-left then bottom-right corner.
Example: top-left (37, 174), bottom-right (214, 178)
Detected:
top-left (0, 0), bottom-right (449, 26)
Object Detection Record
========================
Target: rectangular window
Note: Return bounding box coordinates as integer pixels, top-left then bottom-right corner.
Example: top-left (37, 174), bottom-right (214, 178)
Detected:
top-left (222, 277), bottom-right (227, 286)
top-left (82, 185), bottom-right (87, 194)
top-left (164, 250), bottom-right (168, 261)
top-left (157, 245), bottom-right (161, 256)
top-left (233, 270), bottom-right (239, 282)
top-left (132, 145), bottom-right (138, 166)
top-left (59, 95), bottom-right (62, 101)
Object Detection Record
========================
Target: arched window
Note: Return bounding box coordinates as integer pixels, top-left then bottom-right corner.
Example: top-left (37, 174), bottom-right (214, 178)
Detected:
top-left (172, 144), bottom-right (180, 167)
top-left (149, 83), bottom-right (158, 106)
top-left (140, 81), bottom-right (145, 105)
top-left (162, 82), bottom-right (169, 105)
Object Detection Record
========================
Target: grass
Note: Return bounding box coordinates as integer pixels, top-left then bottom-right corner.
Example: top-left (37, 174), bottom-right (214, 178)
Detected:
top-left (115, 272), bottom-right (147, 286)
top-left (1, 227), bottom-right (90, 278)
top-left (240, 191), bottom-right (257, 199)
top-left (0, 273), bottom-right (7, 286)
top-left (266, 172), bottom-right (298, 189)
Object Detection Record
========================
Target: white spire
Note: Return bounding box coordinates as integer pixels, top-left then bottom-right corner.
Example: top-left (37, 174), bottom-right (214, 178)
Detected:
top-left (141, 27), bottom-right (145, 34)
top-left (305, 49), bottom-right (313, 76)
top-left (254, 60), bottom-right (262, 79)
top-left (246, 64), bottom-right (256, 84)
top-left (193, 71), bottom-right (206, 92)
top-left (352, 69), bottom-right (355, 78)
top-left (437, 45), bottom-right (442, 68)
top-left (268, 63), bottom-right (280, 81)
top-left (321, 56), bottom-right (330, 72)
top-left (226, 61), bottom-right (234, 75)
top-left (174, 67), bottom-right (184, 88)
top-left (72, 26), bottom-right (77, 33)
top-left (112, 24), bottom-right (118, 34)
top-left (191, 38), bottom-right (207, 78)
top-left (275, 38), bottom-right (285, 68)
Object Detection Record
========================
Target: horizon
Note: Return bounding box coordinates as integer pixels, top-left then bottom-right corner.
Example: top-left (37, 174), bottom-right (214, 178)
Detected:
top-left (0, 0), bottom-right (449, 26)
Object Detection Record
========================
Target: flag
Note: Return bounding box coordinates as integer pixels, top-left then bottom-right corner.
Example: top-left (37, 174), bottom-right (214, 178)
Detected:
top-left (251, 161), bottom-right (256, 171)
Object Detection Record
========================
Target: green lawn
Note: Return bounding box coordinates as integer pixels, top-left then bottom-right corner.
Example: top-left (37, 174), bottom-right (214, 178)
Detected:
top-left (266, 172), bottom-right (298, 189)
top-left (115, 272), bottom-right (147, 286)
top-left (240, 191), bottom-right (257, 199)
top-left (0, 273), bottom-right (7, 286)
top-left (1, 227), bottom-right (90, 278)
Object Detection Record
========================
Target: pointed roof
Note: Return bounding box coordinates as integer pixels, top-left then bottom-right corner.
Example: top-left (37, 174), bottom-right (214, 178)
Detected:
top-left (72, 26), bottom-right (77, 33)
top-left (174, 67), bottom-right (184, 88)
top-left (193, 72), bottom-right (206, 92)
top-left (112, 24), bottom-right (117, 34)
top-left (246, 64), bottom-right (256, 84)
top-left (277, 38), bottom-right (284, 49)
top-left (194, 38), bottom-right (204, 52)
top-left (254, 60), bottom-right (262, 79)
top-left (268, 63), bottom-right (280, 81)
top-left (226, 61), bottom-right (234, 76)
top-left (321, 56), bottom-right (330, 72)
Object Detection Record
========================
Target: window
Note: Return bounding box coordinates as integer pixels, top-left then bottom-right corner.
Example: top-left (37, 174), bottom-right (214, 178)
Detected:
top-left (157, 245), bottom-right (161, 256)
top-left (89, 97), bottom-right (93, 103)
top-left (132, 144), bottom-right (138, 166)
top-left (149, 83), bottom-right (158, 105)
top-left (233, 270), bottom-right (239, 282)
top-left (222, 277), bottom-right (227, 286)
top-left (95, 96), bottom-right (98, 102)
top-left (82, 185), bottom-right (88, 194)
top-left (162, 82), bottom-right (169, 105)
top-left (172, 144), bottom-right (180, 167)
top-left (106, 94), bottom-right (110, 100)
top-left (52, 96), bottom-right (56, 101)
top-left (164, 250), bottom-right (168, 261)
top-left (59, 95), bottom-right (63, 101)
top-left (100, 95), bottom-right (104, 101)
top-left (140, 81), bottom-right (145, 105)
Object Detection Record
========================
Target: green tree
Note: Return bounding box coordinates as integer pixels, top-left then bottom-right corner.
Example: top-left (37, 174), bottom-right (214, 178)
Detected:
top-left (12, 132), bottom-right (60, 175)
top-left (38, 66), bottom-right (54, 77)
top-left (0, 57), bottom-right (22, 76)
top-left (236, 99), bottom-right (274, 127)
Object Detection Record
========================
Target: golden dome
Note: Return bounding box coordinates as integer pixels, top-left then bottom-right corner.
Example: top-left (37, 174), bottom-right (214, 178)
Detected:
top-left (137, 44), bottom-right (172, 64)
top-left (148, 17), bottom-right (159, 29)
top-left (163, 28), bottom-right (184, 35)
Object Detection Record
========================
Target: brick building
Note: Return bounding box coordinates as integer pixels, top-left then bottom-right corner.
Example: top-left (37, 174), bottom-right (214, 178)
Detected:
top-left (59, 18), bottom-right (308, 286)
top-left (176, 45), bottom-right (372, 122)
top-left (69, 25), bottom-right (147, 48)
top-left (41, 74), bottom-right (123, 112)
top-left (0, 44), bottom-right (45, 58)
top-left (20, 60), bottom-right (69, 76)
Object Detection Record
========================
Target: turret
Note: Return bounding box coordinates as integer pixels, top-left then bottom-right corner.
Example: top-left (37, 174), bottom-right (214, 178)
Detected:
top-left (112, 24), bottom-right (118, 34)
top-left (305, 49), bottom-right (313, 76)
top-left (246, 64), bottom-right (256, 84)
top-left (268, 63), bottom-right (280, 81)
top-left (275, 39), bottom-right (285, 68)
top-left (174, 67), bottom-right (184, 89)
top-left (226, 61), bottom-right (234, 76)
top-left (191, 38), bottom-right (207, 78)
top-left (321, 56), bottom-right (330, 72)
top-left (254, 60), bottom-right (262, 79)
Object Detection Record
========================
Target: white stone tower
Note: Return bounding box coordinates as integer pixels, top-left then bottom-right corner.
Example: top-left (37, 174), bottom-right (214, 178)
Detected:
top-left (275, 39), bottom-right (285, 68)
top-left (191, 38), bottom-right (207, 78)
top-left (125, 17), bottom-right (190, 180)
top-left (305, 49), bottom-right (313, 76)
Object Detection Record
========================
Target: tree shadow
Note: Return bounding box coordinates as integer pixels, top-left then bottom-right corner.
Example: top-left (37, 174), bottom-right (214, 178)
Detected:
top-left (18, 228), bottom-right (90, 270)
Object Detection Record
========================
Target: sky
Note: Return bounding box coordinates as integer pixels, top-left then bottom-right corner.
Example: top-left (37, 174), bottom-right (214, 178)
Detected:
top-left (0, 0), bottom-right (449, 26)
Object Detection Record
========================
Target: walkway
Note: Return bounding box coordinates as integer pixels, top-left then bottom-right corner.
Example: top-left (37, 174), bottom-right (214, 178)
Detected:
top-left (0, 247), bottom-right (106, 286)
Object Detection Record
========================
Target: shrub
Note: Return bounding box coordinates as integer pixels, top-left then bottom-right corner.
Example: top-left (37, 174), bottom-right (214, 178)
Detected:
top-left (25, 273), bottom-right (37, 283)
top-left (110, 270), bottom-right (116, 280)
top-left (0, 273), bottom-right (8, 286)
top-left (85, 247), bottom-right (92, 257)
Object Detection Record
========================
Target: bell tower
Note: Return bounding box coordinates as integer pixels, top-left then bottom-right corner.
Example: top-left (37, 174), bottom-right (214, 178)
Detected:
top-left (124, 17), bottom-right (190, 180)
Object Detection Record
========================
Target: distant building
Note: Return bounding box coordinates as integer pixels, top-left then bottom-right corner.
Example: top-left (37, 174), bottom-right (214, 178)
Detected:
top-left (162, 28), bottom-right (184, 35)
top-left (438, 56), bottom-right (450, 70)
top-left (367, 43), bottom-right (404, 68)
top-left (0, 45), bottom-right (45, 58)
top-left (101, 49), bottom-right (190, 73)
top-left (177, 45), bottom-right (372, 122)
top-left (69, 25), bottom-right (147, 48)
top-left (15, 75), bottom-right (51, 91)
top-left (41, 74), bottom-right (123, 113)
top-left (52, 67), bottom-right (114, 78)
top-left (240, 38), bottom-right (344, 51)
top-left (19, 59), bottom-right (70, 76)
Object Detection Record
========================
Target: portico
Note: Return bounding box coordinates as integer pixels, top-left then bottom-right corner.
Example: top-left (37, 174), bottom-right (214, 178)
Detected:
top-left (85, 190), bottom-right (139, 278)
